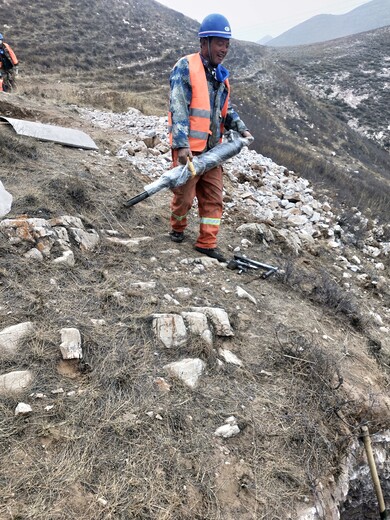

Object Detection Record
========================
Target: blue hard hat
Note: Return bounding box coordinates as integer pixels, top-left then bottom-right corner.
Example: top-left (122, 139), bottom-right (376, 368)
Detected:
top-left (198, 14), bottom-right (232, 39)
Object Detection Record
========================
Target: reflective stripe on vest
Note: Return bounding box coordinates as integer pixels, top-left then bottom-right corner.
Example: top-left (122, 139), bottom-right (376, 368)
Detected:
top-left (169, 53), bottom-right (230, 152)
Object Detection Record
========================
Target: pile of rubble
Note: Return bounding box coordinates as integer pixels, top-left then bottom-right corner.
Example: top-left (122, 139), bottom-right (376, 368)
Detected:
top-left (78, 106), bottom-right (390, 260)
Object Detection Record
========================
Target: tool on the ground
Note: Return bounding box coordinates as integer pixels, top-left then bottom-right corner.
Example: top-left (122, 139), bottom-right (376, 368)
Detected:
top-left (124, 131), bottom-right (254, 207)
top-left (361, 425), bottom-right (388, 520)
top-left (227, 254), bottom-right (278, 279)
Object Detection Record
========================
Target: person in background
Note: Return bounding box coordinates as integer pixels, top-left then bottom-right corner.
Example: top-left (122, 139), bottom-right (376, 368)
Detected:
top-left (168, 13), bottom-right (252, 263)
top-left (0, 33), bottom-right (19, 92)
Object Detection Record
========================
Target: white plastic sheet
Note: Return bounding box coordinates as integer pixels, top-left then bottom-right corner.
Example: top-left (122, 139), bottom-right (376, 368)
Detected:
top-left (0, 180), bottom-right (12, 218)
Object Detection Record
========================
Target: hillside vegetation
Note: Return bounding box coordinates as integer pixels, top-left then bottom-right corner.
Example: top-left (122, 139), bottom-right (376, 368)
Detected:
top-left (0, 2), bottom-right (390, 519)
top-left (2, 1), bottom-right (389, 220)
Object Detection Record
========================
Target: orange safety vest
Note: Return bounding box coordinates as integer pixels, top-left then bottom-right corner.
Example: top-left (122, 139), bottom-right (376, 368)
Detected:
top-left (0, 42), bottom-right (18, 68)
top-left (169, 53), bottom-right (230, 152)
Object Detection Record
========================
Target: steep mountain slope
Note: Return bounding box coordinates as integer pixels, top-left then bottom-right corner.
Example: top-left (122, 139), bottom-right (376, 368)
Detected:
top-left (273, 26), bottom-right (390, 153)
top-left (266, 0), bottom-right (390, 47)
top-left (0, 86), bottom-right (389, 520)
top-left (0, 0), bottom-right (390, 516)
top-left (2, 0), bottom-right (389, 223)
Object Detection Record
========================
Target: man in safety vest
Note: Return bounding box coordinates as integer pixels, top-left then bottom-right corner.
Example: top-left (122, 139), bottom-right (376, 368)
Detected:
top-left (0, 33), bottom-right (19, 92)
top-left (168, 13), bottom-right (252, 262)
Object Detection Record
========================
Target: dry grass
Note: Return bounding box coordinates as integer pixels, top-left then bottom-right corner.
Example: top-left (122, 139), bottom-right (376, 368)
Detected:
top-left (279, 259), bottom-right (363, 329)
top-left (0, 86), bottom-right (388, 519)
top-left (0, 224), bottom-right (357, 519)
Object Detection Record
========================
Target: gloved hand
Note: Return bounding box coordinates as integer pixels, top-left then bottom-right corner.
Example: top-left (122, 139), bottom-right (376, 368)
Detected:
top-left (177, 147), bottom-right (193, 165)
top-left (14, 66), bottom-right (18, 75)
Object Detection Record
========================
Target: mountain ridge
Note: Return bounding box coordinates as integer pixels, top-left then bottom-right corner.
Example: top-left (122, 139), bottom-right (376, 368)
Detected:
top-left (266, 0), bottom-right (390, 47)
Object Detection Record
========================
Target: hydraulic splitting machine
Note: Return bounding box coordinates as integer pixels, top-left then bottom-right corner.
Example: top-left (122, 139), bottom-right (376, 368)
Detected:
top-left (124, 131), bottom-right (254, 208)
top-left (227, 254), bottom-right (278, 279)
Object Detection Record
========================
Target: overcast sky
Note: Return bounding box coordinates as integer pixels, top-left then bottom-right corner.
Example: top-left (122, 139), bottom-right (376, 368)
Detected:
top-left (156, 0), bottom-right (370, 41)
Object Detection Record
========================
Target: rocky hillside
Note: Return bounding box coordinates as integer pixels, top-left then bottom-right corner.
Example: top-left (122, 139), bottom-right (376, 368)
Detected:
top-left (2, 0), bottom-right (389, 223)
top-left (0, 1), bottom-right (390, 518)
top-left (0, 87), bottom-right (389, 519)
top-left (273, 25), bottom-right (390, 153)
top-left (266, 0), bottom-right (390, 47)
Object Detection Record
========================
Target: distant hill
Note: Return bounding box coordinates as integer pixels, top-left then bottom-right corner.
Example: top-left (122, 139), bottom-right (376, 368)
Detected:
top-left (266, 0), bottom-right (390, 47)
top-left (257, 34), bottom-right (273, 45)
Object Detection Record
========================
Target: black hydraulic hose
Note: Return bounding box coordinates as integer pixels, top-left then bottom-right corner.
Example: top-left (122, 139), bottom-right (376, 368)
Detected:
top-left (124, 191), bottom-right (149, 207)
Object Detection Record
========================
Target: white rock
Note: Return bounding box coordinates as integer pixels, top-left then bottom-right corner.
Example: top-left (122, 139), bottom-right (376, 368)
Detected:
top-left (105, 236), bottom-right (152, 250)
top-left (195, 256), bottom-right (221, 268)
top-left (181, 311), bottom-right (213, 347)
top-left (15, 402), bottom-right (32, 415)
top-left (51, 388), bottom-right (64, 394)
top-left (236, 286), bottom-right (257, 305)
top-left (190, 307), bottom-right (234, 337)
top-left (129, 281), bottom-right (157, 290)
top-left (218, 348), bottom-right (243, 367)
top-left (90, 319), bottom-right (106, 326)
top-left (60, 327), bottom-right (82, 359)
top-left (52, 249), bottom-right (75, 267)
top-left (152, 314), bottom-right (187, 348)
top-left (50, 215), bottom-right (84, 228)
top-left (164, 358), bottom-right (205, 388)
top-left (24, 248), bottom-right (44, 261)
top-left (173, 287), bottom-right (193, 300)
top-left (164, 294), bottom-right (180, 306)
top-left (0, 180), bottom-right (12, 217)
top-left (0, 370), bottom-right (33, 395)
top-left (214, 423), bottom-right (240, 438)
top-left (369, 312), bottom-right (383, 326)
top-left (0, 321), bottom-right (34, 354)
top-left (241, 238), bottom-right (252, 248)
top-left (69, 228), bottom-right (100, 251)
top-left (287, 215), bottom-right (308, 227)
top-left (225, 416), bottom-right (238, 425)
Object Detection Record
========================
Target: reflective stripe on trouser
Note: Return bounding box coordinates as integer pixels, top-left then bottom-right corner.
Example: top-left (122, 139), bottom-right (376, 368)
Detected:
top-left (170, 157), bottom-right (223, 249)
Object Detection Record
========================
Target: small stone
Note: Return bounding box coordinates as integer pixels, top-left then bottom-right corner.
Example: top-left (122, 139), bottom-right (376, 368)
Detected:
top-left (60, 328), bottom-right (82, 359)
top-left (154, 377), bottom-right (171, 393)
top-left (214, 423), bottom-right (240, 438)
top-left (15, 402), bottom-right (32, 416)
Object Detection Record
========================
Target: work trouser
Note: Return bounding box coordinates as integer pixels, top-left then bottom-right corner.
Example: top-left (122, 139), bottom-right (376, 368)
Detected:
top-left (170, 150), bottom-right (223, 249)
top-left (1, 68), bottom-right (16, 92)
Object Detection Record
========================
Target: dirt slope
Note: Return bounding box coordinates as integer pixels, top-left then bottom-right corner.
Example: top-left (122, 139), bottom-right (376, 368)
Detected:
top-left (0, 92), bottom-right (389, 519)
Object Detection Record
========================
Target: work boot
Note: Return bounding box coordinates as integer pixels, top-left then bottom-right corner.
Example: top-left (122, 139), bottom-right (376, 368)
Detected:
top-left (169, 230), bottom-right (184, 243)
top-left (194, 246), bottom-right (227, 263)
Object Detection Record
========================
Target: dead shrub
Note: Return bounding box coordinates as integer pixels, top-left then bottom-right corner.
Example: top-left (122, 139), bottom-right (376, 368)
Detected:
top-left (310, 270), bottom-right (363, 328)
